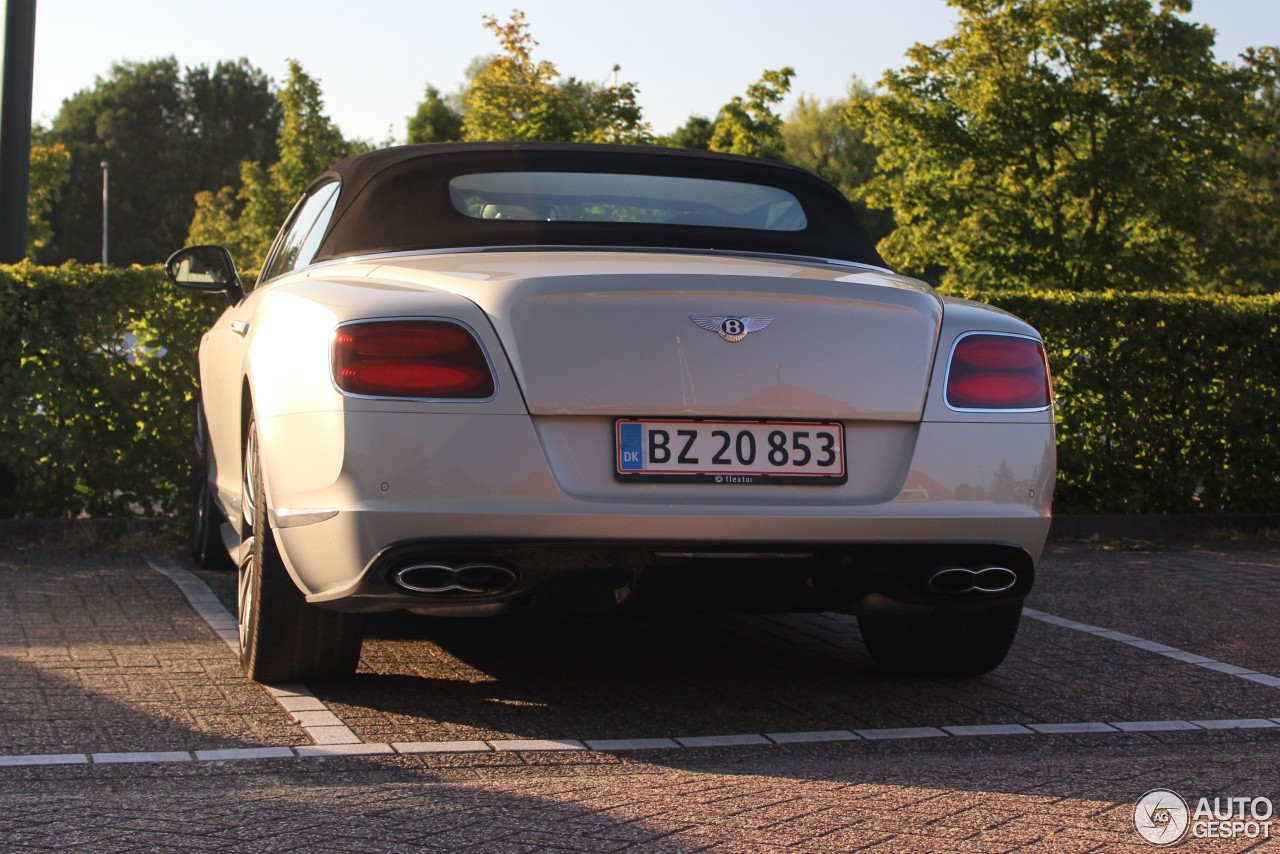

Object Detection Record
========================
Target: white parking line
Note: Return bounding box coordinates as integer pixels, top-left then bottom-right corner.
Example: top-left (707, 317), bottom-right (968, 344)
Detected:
top-left (1, 716), bottom-right (1277, 768)
top-left (146, 555), bottom-right (363, 746)
top-left (1023, 607), bottom-right (1280, 690)
top-left (124, 558), bottom-right (1280, 770)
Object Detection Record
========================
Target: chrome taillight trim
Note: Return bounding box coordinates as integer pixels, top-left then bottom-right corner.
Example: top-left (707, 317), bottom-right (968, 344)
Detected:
top-left (329, 316), bottom-right (501, 403)
top-left (943, 330), bottom-right (1054, 414)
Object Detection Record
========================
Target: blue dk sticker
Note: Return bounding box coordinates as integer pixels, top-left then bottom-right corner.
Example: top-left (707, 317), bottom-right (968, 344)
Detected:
top-left (618, 422), bottom-right (644, 470)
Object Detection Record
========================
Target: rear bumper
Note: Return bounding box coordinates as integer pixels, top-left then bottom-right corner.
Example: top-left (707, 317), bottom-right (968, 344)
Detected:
top-left (261, 409), bottom-right (1054, 613)
top-left (310, 538), bottom-right (1036, 616)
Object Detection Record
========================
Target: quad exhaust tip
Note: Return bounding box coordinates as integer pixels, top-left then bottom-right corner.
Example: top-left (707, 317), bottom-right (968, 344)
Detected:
top-left (926, 566), bottom-right (1018, 595)
top-left (393, 562), bottom-right (518, 596)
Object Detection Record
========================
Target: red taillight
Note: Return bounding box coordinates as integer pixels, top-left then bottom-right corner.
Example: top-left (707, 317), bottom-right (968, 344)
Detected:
top-left (946, 334), bottom-right (1051, 410)
top-left (333, 320), bottom-right (495, 399)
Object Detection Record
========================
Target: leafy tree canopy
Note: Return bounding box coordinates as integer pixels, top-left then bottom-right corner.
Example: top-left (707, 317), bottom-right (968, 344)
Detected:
top-left (858, 0), bottom-right (1276, 293)
top-left (407, 85), bottom-right (464, 143)
top-left (461, 11), bottom-right (652, 144)
top-left (45, 58), bottom-right (191, 265)
top-left (43, 58), bottom-right (280, 265)
top-left (271, 60), bottom-right (351, 199)
top-left (25, 143), bottom-right (72, 259)
top-left (781, 78), bottom-right (893, 244)
top-left (709, 67), bottom-right (795, 160)
top-left (184, 59), bottom-right (283, 198)
top-left (661, 115), bottom-right (714, 150)
top-left (1212, 46), bottom-right (1280, 293)
top-left (189, 60), bottom-right (354, 268)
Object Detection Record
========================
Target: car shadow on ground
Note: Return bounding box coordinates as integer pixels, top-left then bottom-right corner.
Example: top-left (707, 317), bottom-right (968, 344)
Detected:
top-left (192, 546), bottom-right (1280, 746)
top-left (312, 609), bottom-right (1029, 744)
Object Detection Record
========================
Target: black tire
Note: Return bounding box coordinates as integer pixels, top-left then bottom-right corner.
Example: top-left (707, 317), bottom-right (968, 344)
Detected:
top-left (857, 603), bottom-right (1023, 677)
top-left (191, 461), bottom-right (235, 571)
top-left (191, 406), bottom-right (235, 571)
top-left (238, 416), bottom-right (362, 683)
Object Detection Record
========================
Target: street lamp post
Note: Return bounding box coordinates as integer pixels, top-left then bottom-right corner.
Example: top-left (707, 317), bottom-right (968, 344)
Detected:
top-left (0, 0), bottom-right (38, 263)
top-left (100, 160), bottom-right (108, 265)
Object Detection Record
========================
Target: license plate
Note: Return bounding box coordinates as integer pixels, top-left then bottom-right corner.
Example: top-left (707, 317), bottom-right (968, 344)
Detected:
top-left (615, 419), bottom-right (846, 485)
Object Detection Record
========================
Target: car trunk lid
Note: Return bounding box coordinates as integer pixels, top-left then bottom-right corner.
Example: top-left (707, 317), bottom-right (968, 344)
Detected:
top-left (367, 252), bottom-right (943, 421)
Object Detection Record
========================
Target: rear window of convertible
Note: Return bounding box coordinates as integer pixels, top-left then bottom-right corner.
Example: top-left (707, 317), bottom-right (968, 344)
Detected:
top-left (447, 172), bottom-right (809, 232)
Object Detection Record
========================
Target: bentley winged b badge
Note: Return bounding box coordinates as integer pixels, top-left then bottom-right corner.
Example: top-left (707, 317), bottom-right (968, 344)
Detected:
top-left (689, 315), bottom-right (774, 343)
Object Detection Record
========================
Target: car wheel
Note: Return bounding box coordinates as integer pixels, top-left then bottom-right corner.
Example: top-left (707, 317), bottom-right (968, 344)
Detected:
top-left (237, 415), bottom-right (362, 683)
top-left (191, 457), bottom-right (234, 571)
top-left (857, 603), bottom-right (1023, 677)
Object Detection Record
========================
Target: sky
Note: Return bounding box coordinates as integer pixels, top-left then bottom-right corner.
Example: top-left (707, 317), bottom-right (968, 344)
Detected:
top-left (28, 0), bottom-right (1280, 143)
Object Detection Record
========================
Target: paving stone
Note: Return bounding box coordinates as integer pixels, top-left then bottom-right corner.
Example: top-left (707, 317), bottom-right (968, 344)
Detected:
top-left (194, 747), bottom-right (296, 761)
top-left (0, 753), bottom-right (88, 767)
top-left (1110, 720), bottom-right (1202, 732)
top-left (1240, 673), bottom-right (1280, 688)
top-left (490, 739), bottom-right (586, 752)
top-left (1189, 718), bottom-right (1279, 730)
top-left (583, 738), bottom-right (683, 751)
top-left (855, 727), bottom-right (949, 740)
top-left (91, 751), bottom-right (192, 764)
top-left (1027, 722), bottom-right (1119, 734)
top-left (393, 740), bottom-right (491, 754)
top-left (765, 730), bottom-right (859, 744)
top-left (276, 696), bottom-right (329, 713)
top-left (294, 742), bottom-right (394, 757)
top-left (306, 725), bottom-right (362, 745)
top-left (942, 724), bottom-right (1035, 737)
top-left (674, 734), bottom-right (772, 748)
top-left (289, 710), bottom-right (346, 728)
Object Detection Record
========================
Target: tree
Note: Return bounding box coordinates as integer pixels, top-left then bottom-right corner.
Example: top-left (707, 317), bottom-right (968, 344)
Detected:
top-left (44, 59), bottom-right (192, 264)
top-left (189, 60), bottom-right (352, 268)
top-left (184, 60), bottom-right (282, 195)
top-left (42, 58), bottom-right (280, 266)
top-left (25, 143), bottom-right (72, 260)
top-left (186, 186), bottom-right (255, 262)
top-left (461, 10), bottom-right (652, 143)
top-left (662, 115), bottom-right (714, 150)
top-left (781, 79), bottom-right (893, 244)
top-left (271, 61), bottom-right (350, 201)
top-left (407, 84), bottom-right (464, 143)
top-left (858, 0), bottom-right (1273, 293)
top-left (561, 77), bottom-right (650, 144)
top-left (709, 68), bottom-right (795, 160)
top-left (1209, 47), bottom-right (1280, 293)
top-left (461, 10), bottom-right (556, 141)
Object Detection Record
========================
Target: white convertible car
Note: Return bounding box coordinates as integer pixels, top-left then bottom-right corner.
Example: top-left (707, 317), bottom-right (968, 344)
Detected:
top-left (167, 142), bottom-right (1055, 683)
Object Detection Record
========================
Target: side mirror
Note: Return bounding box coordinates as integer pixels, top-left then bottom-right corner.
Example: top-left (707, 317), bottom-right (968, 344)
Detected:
top-left (165, 245), bottom-right (246, 304)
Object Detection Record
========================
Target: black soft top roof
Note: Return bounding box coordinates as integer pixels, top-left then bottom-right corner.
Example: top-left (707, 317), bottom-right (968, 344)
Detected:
top-left (310, 142), bottom-right (885, 268)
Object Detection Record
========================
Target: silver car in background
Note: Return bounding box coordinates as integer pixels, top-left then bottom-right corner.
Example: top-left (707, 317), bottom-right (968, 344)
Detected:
top-left (167, 142), bottom-right (1055, 683)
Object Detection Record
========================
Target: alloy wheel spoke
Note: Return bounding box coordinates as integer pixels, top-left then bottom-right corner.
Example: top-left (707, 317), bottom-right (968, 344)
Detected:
top-left (237, 538), bottom-right (255, 653)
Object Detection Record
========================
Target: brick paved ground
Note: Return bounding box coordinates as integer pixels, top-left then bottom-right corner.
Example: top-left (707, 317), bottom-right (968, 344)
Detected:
top-left (0, 540), bottom-right (1277, 851)
top-left (0, 551), bottom-right (305, 755)
top-left (3, 741), bottom-right (1278, 851)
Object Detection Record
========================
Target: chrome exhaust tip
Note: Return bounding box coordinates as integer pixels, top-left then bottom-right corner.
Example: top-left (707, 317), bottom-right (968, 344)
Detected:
top-left (393, 562), bottom-right (518, 596)
top-left (926, 566), bottom-right (1018, 595)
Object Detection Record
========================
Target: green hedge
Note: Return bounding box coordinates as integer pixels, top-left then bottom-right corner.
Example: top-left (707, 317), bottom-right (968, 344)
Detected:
top-left (0, 263), bottom-right (222, 517)
top-left (1, 264), bottom-right (1277, 517)
top-left (971, 290), bottom-right (1280, 514)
